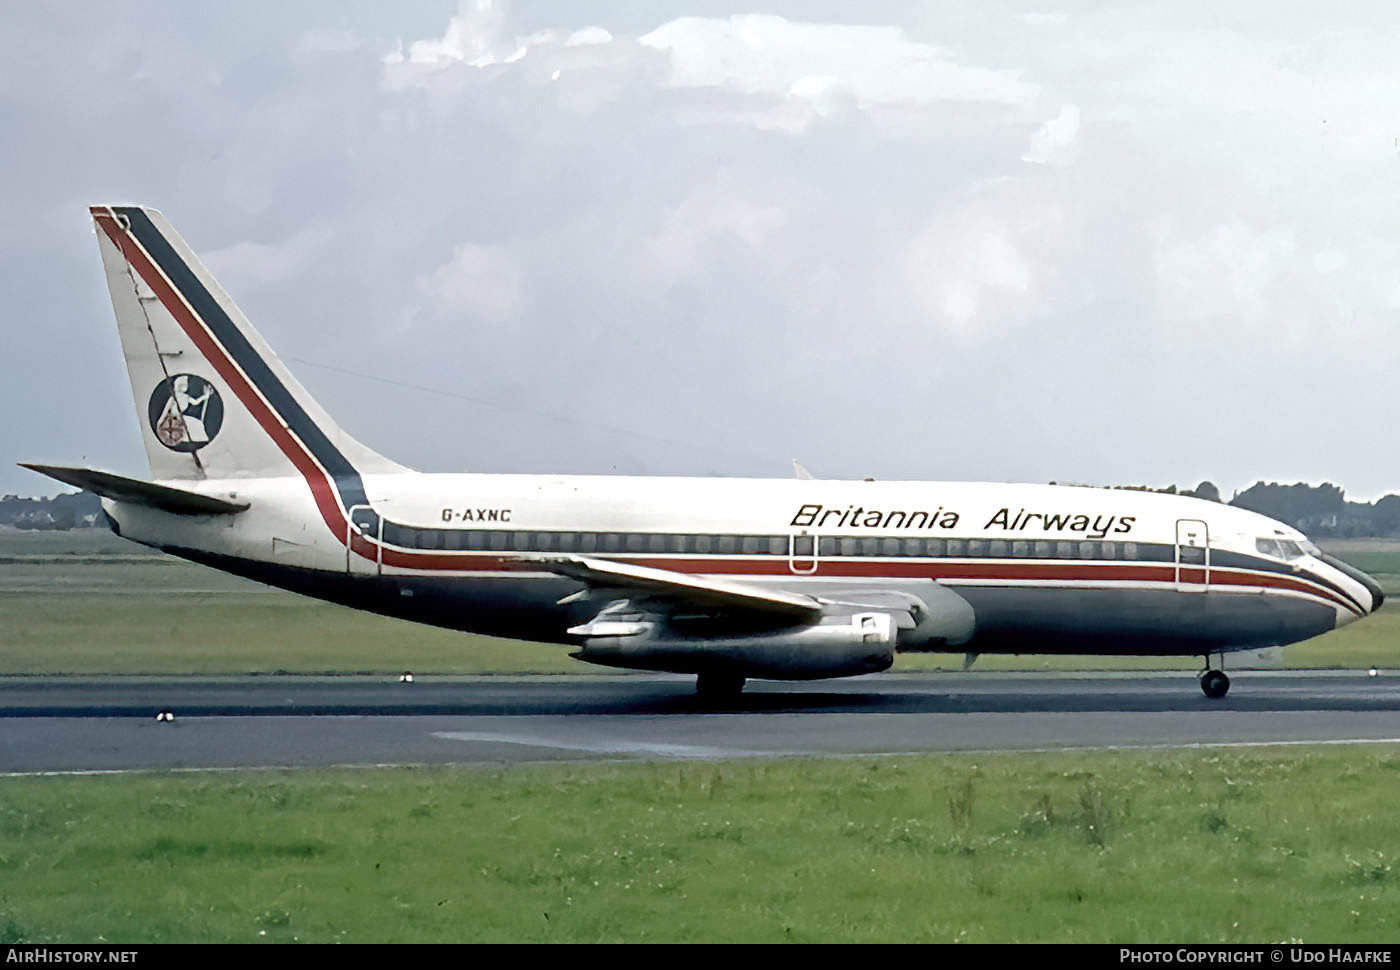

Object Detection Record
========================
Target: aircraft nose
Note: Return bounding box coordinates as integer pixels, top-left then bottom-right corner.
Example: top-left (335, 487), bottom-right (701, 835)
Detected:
top-left (1320, 553), bottom-right (1385, 614)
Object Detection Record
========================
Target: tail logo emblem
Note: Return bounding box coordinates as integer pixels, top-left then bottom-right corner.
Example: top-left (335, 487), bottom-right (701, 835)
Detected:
top-left (148, 375), bottom-right (224, 452)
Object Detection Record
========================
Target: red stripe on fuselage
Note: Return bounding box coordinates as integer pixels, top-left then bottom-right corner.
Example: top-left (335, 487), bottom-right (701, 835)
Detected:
top-left (367, 550), bottom-right (1365, 618)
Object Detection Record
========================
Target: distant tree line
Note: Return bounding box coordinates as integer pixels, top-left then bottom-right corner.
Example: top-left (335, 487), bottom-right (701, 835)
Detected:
top-left (1066, 480), bottom-right (1400, 539)
top-left (1228, 482), bottom-right (1400, 538)
top-left (0, 492), bottom-right (103, 530)
top-left (3, 481), bottom-right (1399, 537)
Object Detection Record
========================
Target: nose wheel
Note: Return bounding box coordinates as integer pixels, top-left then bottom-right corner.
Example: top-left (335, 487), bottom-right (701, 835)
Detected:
top-left (1200, 667), bottom-right (1230, 699)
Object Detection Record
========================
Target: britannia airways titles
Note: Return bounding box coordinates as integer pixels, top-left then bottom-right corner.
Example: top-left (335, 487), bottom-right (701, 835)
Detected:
top-left (791, 503), bottom-right (1136, 540)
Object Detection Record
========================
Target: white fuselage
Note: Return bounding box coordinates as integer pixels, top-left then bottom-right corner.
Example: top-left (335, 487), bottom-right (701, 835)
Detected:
top-left (104, 472), bottom-right (1379, 658)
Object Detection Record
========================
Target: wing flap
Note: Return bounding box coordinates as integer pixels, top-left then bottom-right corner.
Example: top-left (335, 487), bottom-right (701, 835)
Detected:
top-left (513, 553), bottom-right (822, 621)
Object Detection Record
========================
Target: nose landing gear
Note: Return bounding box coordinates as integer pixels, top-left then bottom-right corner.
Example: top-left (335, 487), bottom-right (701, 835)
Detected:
top-left (1199, 657), bottom-right (1230, 699)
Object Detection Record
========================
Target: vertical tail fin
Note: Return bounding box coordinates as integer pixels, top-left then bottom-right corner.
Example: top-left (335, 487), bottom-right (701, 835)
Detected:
top-left (91, 205), bottom-right (403, 483)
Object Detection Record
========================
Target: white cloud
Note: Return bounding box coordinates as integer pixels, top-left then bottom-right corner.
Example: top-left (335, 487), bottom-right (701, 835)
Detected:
top-left (1023, 103), bottom-right (1080, 164)
top-left (567, 27), bottom-right (612, 48)
top-left (1152, 218), bottom-right (1293, 334)
top-left (896, 177), bottom-right (1066, 342)
top-left (635, 174), bottom-right (791, 290)
top-left (202, 225), bottom-right (336, 289)
top-left (639, 14), bottom-right (1038, 134)
top-left (387, 0), bottom-right (518, 68)
top-left (908, 220), bottom-right (1032, 336)
top-left (382, 7), bottom-right (1037, 134)
top-left (1313, 250), bottom-right (1346, 275)
top-left (418, 242), bottom-right (527, 325)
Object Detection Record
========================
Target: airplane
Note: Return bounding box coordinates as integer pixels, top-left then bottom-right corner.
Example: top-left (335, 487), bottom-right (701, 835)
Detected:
top-left (21, 205), bottom-right (1386, 700)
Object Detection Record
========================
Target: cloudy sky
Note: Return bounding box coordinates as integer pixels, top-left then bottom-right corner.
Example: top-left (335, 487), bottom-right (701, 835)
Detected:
top-left (4, 1), bottom-right (1400, 500)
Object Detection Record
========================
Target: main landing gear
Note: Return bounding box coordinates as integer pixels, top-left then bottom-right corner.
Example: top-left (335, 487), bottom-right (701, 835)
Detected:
top-left (1199, 656), bottom-right (1230, 699)
top-left (696, 672), bottom-right (746, 700)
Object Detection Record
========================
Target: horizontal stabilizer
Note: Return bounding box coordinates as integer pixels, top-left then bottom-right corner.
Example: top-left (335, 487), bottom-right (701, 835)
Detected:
top-left (513, 553), bottom-right (823, 621)
top-left (18, 464), bottom-right (250, 516)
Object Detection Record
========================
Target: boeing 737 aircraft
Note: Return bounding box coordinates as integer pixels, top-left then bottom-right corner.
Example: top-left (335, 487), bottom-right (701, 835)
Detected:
top-left (22, 206), bottom-right (1386, 698)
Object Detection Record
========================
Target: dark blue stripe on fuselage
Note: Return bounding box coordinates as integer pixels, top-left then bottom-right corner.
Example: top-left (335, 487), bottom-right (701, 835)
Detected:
top-left (1210, 549), bottom-right (1367, 616)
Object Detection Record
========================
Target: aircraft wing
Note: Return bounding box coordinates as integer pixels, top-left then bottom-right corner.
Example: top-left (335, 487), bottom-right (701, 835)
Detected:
top-left (514, 553), bottom-right (824, 622)
top-left (518, 553), bottom-right (976, 647)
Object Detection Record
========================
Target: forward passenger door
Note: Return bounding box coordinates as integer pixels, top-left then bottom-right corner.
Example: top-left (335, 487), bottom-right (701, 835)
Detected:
top-left (1175, 519), bottom-right (1210, 592)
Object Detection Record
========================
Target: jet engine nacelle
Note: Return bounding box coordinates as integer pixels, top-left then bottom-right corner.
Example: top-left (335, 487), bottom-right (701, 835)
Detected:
top-left (570, 609), bottom-right (898, 680)
top-left (813, 584), bottom-right (977, 650)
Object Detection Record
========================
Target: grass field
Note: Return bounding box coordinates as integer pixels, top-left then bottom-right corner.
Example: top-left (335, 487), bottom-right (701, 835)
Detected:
top-left (1, 529), bottom-right (1396, 675)
top-left (0, 529), bottom-right (582, 675)
top-left (3, 747), bottom-right (1399, 943)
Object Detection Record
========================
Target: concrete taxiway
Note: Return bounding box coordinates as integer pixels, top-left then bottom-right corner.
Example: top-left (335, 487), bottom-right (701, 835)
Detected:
top-left (2, 671), bottom-right (1398, 774)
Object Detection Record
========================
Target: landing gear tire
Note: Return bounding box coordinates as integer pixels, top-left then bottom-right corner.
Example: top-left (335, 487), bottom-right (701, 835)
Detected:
top-left (696, 672), bottom-right (746, 699)
top-left (1200, 669), bottom-right (1230, 699)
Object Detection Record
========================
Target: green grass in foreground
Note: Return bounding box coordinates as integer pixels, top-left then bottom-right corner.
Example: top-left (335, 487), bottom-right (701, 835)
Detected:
top-left (2, 530), bottom-right (1398, 674)
top-left (0, 530), bottom-right (583, 675)
top-left (2, 748), bottom-right (1399, 943)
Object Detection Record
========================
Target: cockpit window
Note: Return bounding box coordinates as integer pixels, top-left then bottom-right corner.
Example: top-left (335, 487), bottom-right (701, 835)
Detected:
top-left (1257, 537), bottom-right (1306, 560)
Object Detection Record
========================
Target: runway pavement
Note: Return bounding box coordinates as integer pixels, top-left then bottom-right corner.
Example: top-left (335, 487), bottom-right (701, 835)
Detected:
top-left (3, 670), bottom-right (1399, 774)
